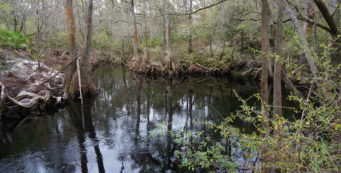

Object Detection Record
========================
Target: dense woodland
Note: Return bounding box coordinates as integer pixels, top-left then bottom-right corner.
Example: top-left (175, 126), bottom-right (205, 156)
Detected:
top-left (0, 0), bottom-right (340, 172)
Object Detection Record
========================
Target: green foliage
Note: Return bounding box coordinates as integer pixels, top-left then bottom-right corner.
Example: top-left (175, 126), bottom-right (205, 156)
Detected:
top-left (147, 37), bottom-right (162, 46)
top-left (167, 44), bottom-right (341, 172)
top-left (55, 31), bottom-right (68, 47)
top-left (172, 31), bottom-right (188, 43)
top-left (174, 131), bottom-right (237, 172)
top-left (0, 29), bottom-right (32, 49)
top-left (93, 31), bottom-right (120, 49)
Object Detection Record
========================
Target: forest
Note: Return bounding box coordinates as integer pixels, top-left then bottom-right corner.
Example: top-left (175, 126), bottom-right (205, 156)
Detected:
top-left (0, 0), bottom-right (340, 172)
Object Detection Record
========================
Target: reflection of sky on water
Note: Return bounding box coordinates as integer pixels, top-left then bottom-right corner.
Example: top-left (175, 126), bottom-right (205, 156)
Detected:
top-left (0, 65), bottom-right (258, 172)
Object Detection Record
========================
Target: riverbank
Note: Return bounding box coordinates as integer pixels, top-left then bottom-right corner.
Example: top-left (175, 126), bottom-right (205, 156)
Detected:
top-left (0, 46), bottom-right (302, 119)
top-left (0, 49), bottom-right (65, 119)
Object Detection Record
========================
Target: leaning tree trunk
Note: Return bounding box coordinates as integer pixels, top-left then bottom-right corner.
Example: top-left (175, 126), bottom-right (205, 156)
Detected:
top-left (70, 0), bottom-right (96, 97)
top-left (284, 0), bottom-right (317, 77)
top-left (164, 0), bottom-right (173, 73)
top-left (314, 0), bottom-right (341, 64)
top-left (314, 0), bottom-right (339, 36)
top-left (63, 0), bottom-right (77, 98)
top-left (261, 0), bottom-right (270, 117)
top-left (274, 0), bottom-right (283, 119)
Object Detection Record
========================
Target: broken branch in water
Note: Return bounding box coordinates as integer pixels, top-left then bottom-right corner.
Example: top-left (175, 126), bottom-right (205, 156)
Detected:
top-left (76, 57), bottom-right (84, 105)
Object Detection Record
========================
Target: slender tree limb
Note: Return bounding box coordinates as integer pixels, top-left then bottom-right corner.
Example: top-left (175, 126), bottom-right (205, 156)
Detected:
top-left (169, 0), bottom-right (227, 16)
top-left (297, 14), bottom-right (333, 34)
top-left (39, 55), bottom-right (80, 86)
top-left (331, 1), bottom-right (341, 17)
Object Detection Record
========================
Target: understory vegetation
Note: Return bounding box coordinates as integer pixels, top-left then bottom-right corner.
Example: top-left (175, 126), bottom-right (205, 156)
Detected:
top-left (0, 28), bottom-right (32, 49)
top-left (151, 42), bottom-right (340, 171)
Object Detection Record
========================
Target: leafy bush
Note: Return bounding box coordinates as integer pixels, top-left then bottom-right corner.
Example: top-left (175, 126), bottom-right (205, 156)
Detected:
top-left (168, 44), bottom-right (341, 172)
top-left (0, 29), bottom-right (32, 49)
top-left (147, 37), bottom-right (162, 46)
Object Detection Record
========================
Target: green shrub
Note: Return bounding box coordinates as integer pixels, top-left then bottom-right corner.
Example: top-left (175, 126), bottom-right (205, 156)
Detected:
top-left (147, 37), bottom-right (162, 46)
top-left (0, 29), bottom-right (32, 49)
top-left (163, 44), bottom-right (341, 172)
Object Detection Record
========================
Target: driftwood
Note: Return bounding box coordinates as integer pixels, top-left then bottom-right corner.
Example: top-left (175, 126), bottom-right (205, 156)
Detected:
top-left (0, 80), bottom-right (63, 119)
top-left (7, 90), bottom-right (51, 108)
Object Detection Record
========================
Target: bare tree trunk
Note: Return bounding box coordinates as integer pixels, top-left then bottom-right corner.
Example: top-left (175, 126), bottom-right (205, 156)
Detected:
top-left (274, 0), bottom-right (283, 118)
top-left (20, 15), bottom-right (26, 34)
top-left (75, 0), bottom-right (94, 96)
top-left (63, 0), bottom-right (77, 97)
top-left (13, 12), bottom-right (17, 32)
top-left (261, 0), bottom-right (270, 116)
top-left (314, 15), bottom-right (318, 52)
top-left (304, 1), bottom-right (315, 36)
top-left (219, 39), bottom-right (226, 60)
top-left (284, 0), bottom-right (317, 77)
top-left (188, 0), bottom-right (193, 54)
top-left (130, 0), bottom-right (140, 68)
top-left (76, 0), bottom-right (85, 41)
top-left (164, 0), bottom-right (173, 73)
top-left (209, 35), bottom-right (214, 57)
top-left (43, 0), bottom-right (49, 51)
top-left (142, 0), bottom-right (150, 68)
top-left (121, 37), bottom-right (125, 62)
top-left (36, 8), bottom-right (41, 71)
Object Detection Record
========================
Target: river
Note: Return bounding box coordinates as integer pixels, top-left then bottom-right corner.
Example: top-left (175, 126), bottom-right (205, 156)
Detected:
top-left (0, 64), bottom-right (265, 172)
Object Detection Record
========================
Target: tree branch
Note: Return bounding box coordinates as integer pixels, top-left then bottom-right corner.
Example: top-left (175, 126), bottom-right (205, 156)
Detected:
top-left (169, 0), bottom-right (227, 16)
top-left (297, 14), bottom-right (333, 34)
top-left (314, 0), bottom-right (339, 36)
top-left (331, 1), bottom-right (341, 17)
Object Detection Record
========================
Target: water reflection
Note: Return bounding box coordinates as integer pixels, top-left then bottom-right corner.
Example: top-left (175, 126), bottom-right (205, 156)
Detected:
top-left (0, 64), bottom-right (258, 172)
top-left (67, 99), bottom-right (105, 173)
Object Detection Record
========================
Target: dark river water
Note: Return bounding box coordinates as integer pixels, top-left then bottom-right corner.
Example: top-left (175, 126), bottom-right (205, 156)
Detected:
top-left (0, 64), bottom-right (264, 172)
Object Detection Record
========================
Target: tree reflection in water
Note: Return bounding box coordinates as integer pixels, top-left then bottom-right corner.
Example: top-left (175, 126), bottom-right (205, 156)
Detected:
top-left (67, 99), bottom-right (105, 173)
top-left (0, 65), bottom-right (260, 172)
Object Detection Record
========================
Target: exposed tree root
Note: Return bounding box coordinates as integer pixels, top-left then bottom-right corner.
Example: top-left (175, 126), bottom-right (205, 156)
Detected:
top-left (7, 90), bottom-right (51, 108)
top-left (0, 80), bottom-right (64, 119)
